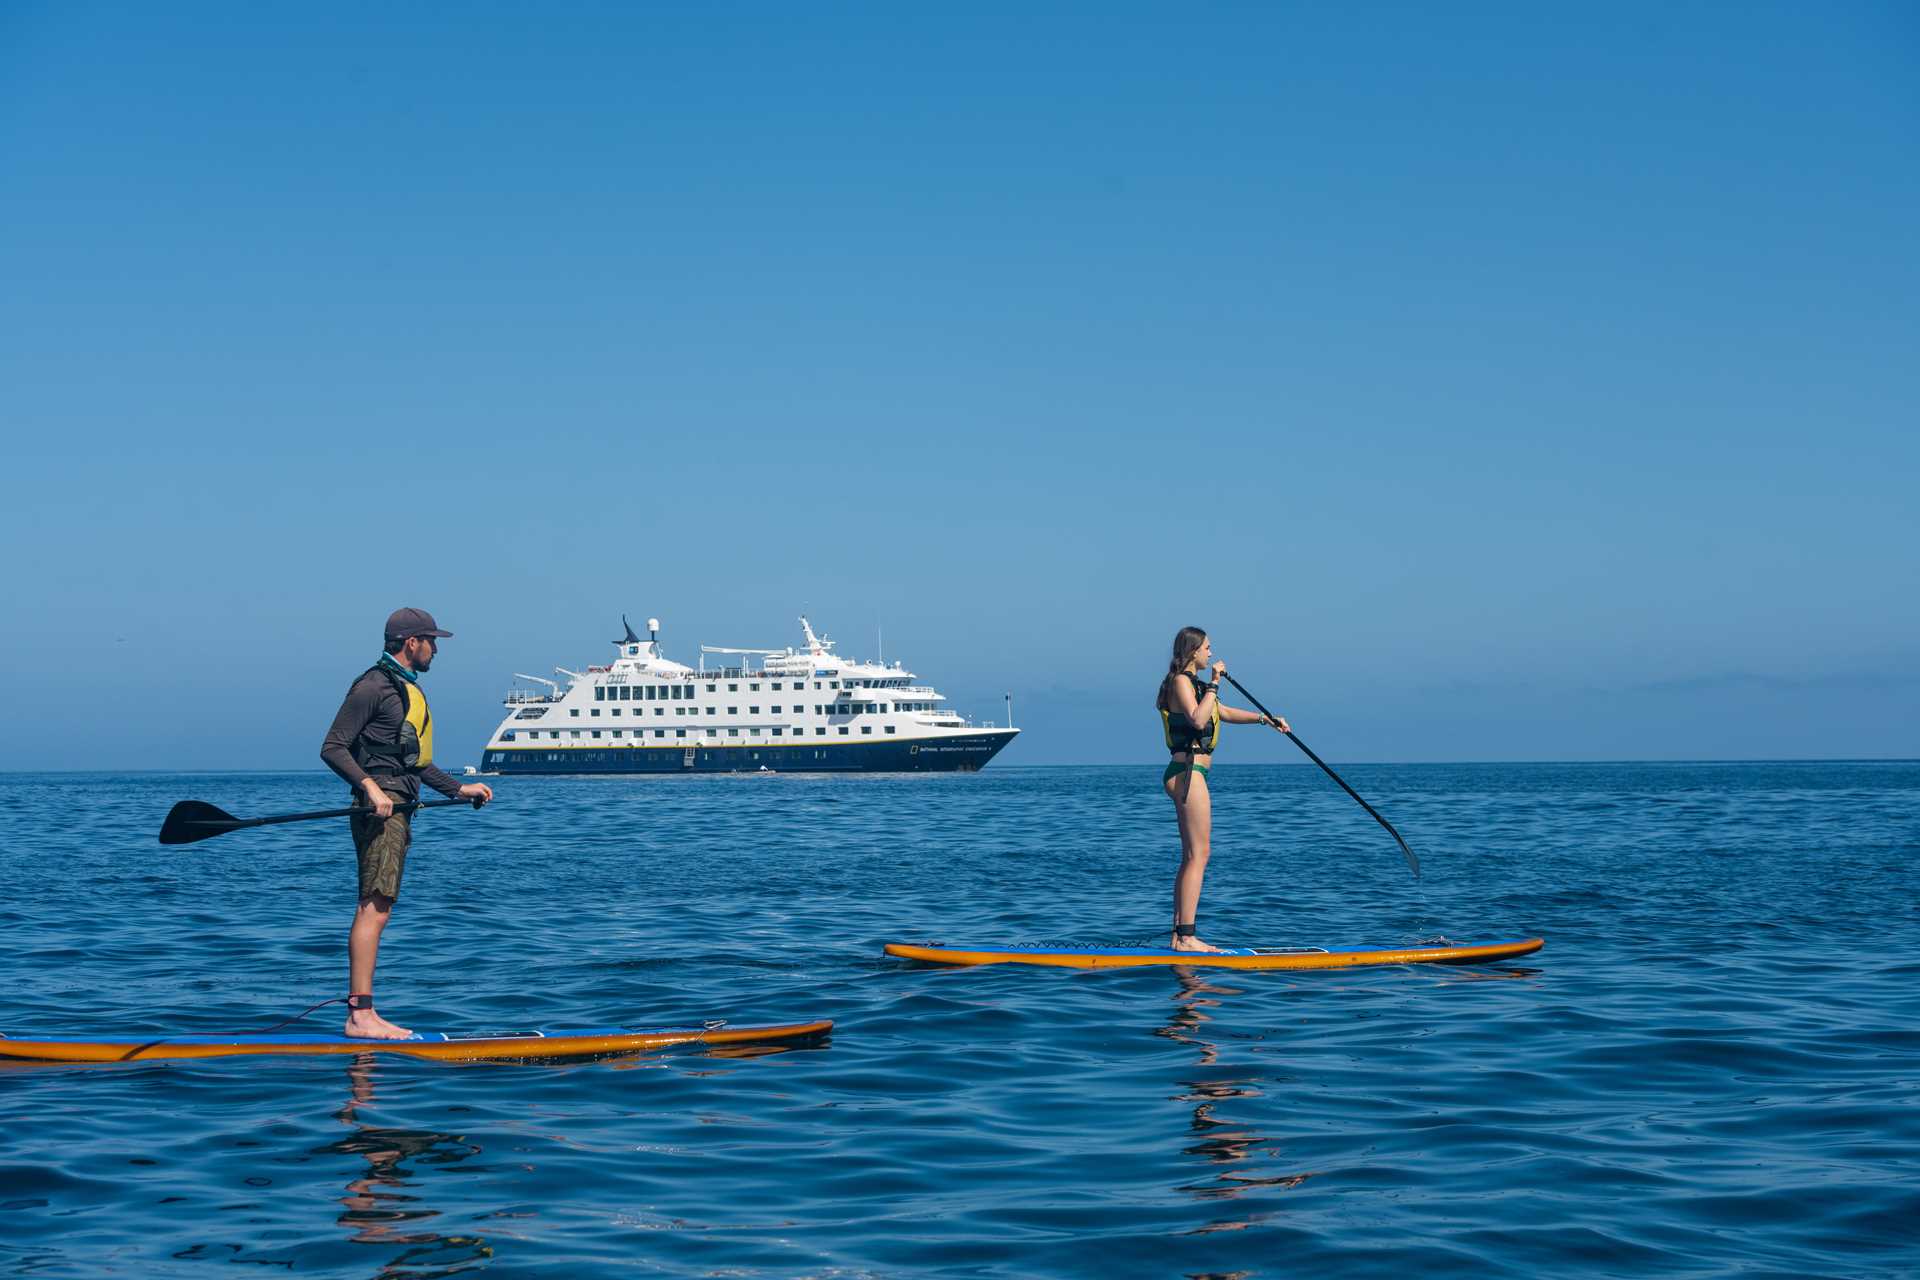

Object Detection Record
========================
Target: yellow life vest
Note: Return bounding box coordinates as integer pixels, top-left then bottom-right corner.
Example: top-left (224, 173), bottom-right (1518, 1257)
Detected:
top-left (398, 678), bottom-right (434, 770)
top-left (352, 663), bottom-right (435, 775)
top-left (1161, 673), bottom-right (1220, 754)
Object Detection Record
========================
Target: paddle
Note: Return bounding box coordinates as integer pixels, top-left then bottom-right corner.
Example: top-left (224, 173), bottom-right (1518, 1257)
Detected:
top-left (159, 796), bottom-right (485, 846)
top-left (1221, 673), bottom-right (1422, 879)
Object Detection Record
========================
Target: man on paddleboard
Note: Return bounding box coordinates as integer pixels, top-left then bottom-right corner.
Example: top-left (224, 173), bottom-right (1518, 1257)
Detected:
top-left (321, 607), bottom-right (492, 1039)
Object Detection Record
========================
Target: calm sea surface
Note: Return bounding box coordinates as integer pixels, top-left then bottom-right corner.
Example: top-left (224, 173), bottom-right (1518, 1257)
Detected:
top-left (2, 762), bottom-right (1917, 1278)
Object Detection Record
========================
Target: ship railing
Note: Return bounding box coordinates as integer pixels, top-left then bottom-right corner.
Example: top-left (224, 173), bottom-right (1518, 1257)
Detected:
top-left (504, 690), bottom-right (563, 704)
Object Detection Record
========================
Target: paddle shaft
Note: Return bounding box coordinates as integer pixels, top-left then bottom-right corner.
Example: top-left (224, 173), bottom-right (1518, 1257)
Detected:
top-left (1221, 673), bottom-right (1421, 878)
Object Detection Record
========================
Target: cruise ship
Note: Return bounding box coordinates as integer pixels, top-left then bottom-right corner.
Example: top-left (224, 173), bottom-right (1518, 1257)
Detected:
top-left (478, 616), bottom-right (1019, 774)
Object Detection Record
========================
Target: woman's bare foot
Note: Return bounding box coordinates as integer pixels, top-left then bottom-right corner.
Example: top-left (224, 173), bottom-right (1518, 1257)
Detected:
top-left (1170, 934), bottom-right (1226, 953)
top-left (343, 1010), bottom-right (414, 1040)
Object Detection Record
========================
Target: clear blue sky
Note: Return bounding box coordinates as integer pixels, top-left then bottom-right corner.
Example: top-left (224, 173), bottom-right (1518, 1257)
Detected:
top-left (3, 2), bottom-right (1914, 769)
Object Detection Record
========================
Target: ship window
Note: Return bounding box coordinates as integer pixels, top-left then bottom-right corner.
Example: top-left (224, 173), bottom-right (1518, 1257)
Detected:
top-left (706, 728), bottom-right (718, 737)
top-left (886, 726), bottom-right (896, 734)
top-left (611, 708), bottom-right (620, 716)
top-left (728, 707), bottom-right (738, 715)
top-left (772, 727), bottom-right (783, 736)
top-left (750, 728), bottom-right (761, 737)
top-left (815, 728), bottom-right (826, 736)
top-left (749, 706), bottom-right (759, 715)
top-left (862, 726), bottom-right (872, 735)
top-left (655, 708), bottom-right (664, 716)
top-left (570, 709), bottom-right (579, 717)
top-left (749, 682), bottom-right (759, 691)
top-left (676, 729), bottom-right (686, 738)
top-left (706, 683), bottom-right (716, 693)
top-left (656, 730), bottom-right (666, 738)
top-left (502, 731), bottom-right (515, 741)
top-left (592, 730), bottom-right (602, 739)
top-left (728, 683), bottom-right (738, 692)
top-left (728, 728), bottom-right (740, 737)
top-left (839, 727), bottom-right (849, 735)
top-left (571, 731), bottom-right (581, 738)
top-left (594, 687), bottom-right (604, 701)
top-left (591, 709), bottom-right (600, 717)
top-left (706, 707), bottom-right (715, 715)
top-left (772, 683), bottom-right (782, 691)
top-left (610, 730), bottom-right (621, 738)
top-left (772, 705), bottom-right (781, 714)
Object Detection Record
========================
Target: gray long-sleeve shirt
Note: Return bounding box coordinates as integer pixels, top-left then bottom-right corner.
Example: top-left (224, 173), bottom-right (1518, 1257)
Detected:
top-left (320, 666), bottom-right (465, 803)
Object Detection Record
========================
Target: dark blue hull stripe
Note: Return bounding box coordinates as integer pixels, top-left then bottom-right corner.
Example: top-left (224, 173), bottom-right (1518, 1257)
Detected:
top-left (480, 731), bottom-right (1017, 775)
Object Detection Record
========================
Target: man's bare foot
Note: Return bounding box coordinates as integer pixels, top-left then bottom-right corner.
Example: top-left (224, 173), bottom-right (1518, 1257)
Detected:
top-left (343, 1010), bottom-right (414, 1040)
top-left (1170, 934), bottom-right (1226, 953)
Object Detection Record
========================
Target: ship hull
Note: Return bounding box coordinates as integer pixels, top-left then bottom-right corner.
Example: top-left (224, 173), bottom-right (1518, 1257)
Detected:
top-left (481, 730), bottom-right (1017, 775)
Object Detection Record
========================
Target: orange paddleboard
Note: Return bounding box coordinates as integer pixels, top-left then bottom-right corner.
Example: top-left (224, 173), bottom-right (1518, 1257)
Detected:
top-left (0, 1019), bottom-right (833, 1063)
top-left (884, 938), bottom-right (1543, 970)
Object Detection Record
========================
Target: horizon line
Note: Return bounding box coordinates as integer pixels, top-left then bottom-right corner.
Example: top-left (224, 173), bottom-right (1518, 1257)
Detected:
top-left (3, 757), bottom-right (1916, 777)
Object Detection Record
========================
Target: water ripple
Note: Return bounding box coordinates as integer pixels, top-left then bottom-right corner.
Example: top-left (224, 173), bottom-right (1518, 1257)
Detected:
top-left (1, 762), bottom-right (1916, 1276)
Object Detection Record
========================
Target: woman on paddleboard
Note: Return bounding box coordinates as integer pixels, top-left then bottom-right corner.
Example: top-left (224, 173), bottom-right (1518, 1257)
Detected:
top-left (1157, 627), bottom-right (1288, 952)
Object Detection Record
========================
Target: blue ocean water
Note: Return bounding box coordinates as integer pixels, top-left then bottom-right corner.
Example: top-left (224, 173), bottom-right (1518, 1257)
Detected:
top-left (2, 762), bottom-right (1917, 1278)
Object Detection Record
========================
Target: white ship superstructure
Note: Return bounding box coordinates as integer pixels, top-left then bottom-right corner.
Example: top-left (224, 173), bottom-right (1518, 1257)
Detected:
top-left (479, 616), bottom-right (1018, 774)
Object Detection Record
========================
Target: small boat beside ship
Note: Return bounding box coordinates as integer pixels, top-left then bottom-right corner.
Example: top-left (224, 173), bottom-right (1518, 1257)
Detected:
top-left (479, 615), bottom-right (1018, 775)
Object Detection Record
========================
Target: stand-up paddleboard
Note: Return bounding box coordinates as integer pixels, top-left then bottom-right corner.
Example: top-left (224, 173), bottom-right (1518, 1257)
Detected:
top-left (0, 1019), bottom-right (833, 1064)
top-left (884, 938), bottom-right (1542, 971)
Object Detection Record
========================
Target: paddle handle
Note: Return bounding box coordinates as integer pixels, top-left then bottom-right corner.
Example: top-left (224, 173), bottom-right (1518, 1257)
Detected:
top-left (1221, 673), bottom-right (1421, 879)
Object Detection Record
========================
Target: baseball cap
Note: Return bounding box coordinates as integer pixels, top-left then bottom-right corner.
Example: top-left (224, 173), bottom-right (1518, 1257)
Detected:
top-left (384, 607), bottom-right (453, 642)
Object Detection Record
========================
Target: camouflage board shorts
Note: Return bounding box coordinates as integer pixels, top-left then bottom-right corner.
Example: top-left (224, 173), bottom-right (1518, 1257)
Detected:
top-left (350, 808), bottom-right (412, 901)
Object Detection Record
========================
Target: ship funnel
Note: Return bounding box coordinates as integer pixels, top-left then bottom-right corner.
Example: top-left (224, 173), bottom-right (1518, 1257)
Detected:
top-left (618, 615), bottom-right (642, 645)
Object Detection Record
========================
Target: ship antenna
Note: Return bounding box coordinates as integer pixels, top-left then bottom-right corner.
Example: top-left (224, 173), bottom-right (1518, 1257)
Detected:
top-left (619, 615), bottom-right (641, 645)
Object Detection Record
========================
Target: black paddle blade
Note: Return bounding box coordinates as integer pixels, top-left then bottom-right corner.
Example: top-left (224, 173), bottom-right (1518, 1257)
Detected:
top-left (159, 800), bottom-right (241, 846)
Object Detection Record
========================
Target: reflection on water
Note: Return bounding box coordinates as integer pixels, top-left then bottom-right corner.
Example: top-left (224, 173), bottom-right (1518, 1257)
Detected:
top-left (324, 1057), bottom-right (495, 1276)
top-left (1158, 970), bottom-right (1313, 1231)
